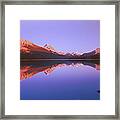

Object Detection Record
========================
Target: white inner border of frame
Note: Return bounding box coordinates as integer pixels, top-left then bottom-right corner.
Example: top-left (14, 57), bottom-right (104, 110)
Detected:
top-left (5, 5), bottom-right (115, 115)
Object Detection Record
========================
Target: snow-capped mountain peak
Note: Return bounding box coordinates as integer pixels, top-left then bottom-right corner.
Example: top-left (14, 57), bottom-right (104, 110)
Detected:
top-left (44, 44), bottom-right (56, 52)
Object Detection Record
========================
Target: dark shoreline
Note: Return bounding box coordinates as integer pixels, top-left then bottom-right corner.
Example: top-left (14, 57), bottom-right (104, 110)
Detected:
top-left (21, 59), bottom-right (100, 68)
top-left (21, 59), bottom-right (100, 61)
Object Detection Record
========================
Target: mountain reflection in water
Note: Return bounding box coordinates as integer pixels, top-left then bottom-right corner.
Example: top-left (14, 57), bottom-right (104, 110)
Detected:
top-left (20, 60), bottom-right (100, 80)
top-left (20, 60), bottom-right (100, 100)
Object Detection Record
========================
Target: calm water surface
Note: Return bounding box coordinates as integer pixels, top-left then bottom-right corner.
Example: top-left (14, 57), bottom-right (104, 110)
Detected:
top-left (20, 60), bottom-right (100, 100)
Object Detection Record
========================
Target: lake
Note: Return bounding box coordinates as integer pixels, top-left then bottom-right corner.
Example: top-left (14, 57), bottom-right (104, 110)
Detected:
top-left (20, 60), bottom-right (100, 100)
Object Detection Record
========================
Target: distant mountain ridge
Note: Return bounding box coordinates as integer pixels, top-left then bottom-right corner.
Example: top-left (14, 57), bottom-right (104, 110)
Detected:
top-left (20, 39), bottom-right (100, 59)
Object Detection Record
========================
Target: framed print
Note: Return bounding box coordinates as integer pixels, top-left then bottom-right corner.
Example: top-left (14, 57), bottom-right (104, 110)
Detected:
top-left (0, 0), bottom-right (119, 119)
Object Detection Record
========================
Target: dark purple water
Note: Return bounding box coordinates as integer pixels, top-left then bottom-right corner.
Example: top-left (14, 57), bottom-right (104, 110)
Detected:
top-left (20, 60), bottom-right (100, 100)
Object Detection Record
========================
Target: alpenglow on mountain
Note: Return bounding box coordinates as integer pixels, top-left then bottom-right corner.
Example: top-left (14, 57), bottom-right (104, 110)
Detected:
top-left (20, 39), bottom-right (100, 59)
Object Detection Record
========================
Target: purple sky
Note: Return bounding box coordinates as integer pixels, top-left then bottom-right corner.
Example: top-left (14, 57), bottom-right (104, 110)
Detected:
top-left (20, 20), bottom-right (100, 53)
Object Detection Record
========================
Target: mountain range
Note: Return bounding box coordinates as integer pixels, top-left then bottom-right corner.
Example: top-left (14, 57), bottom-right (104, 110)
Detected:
top-left (20, 39), bottom-right (100, 59)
